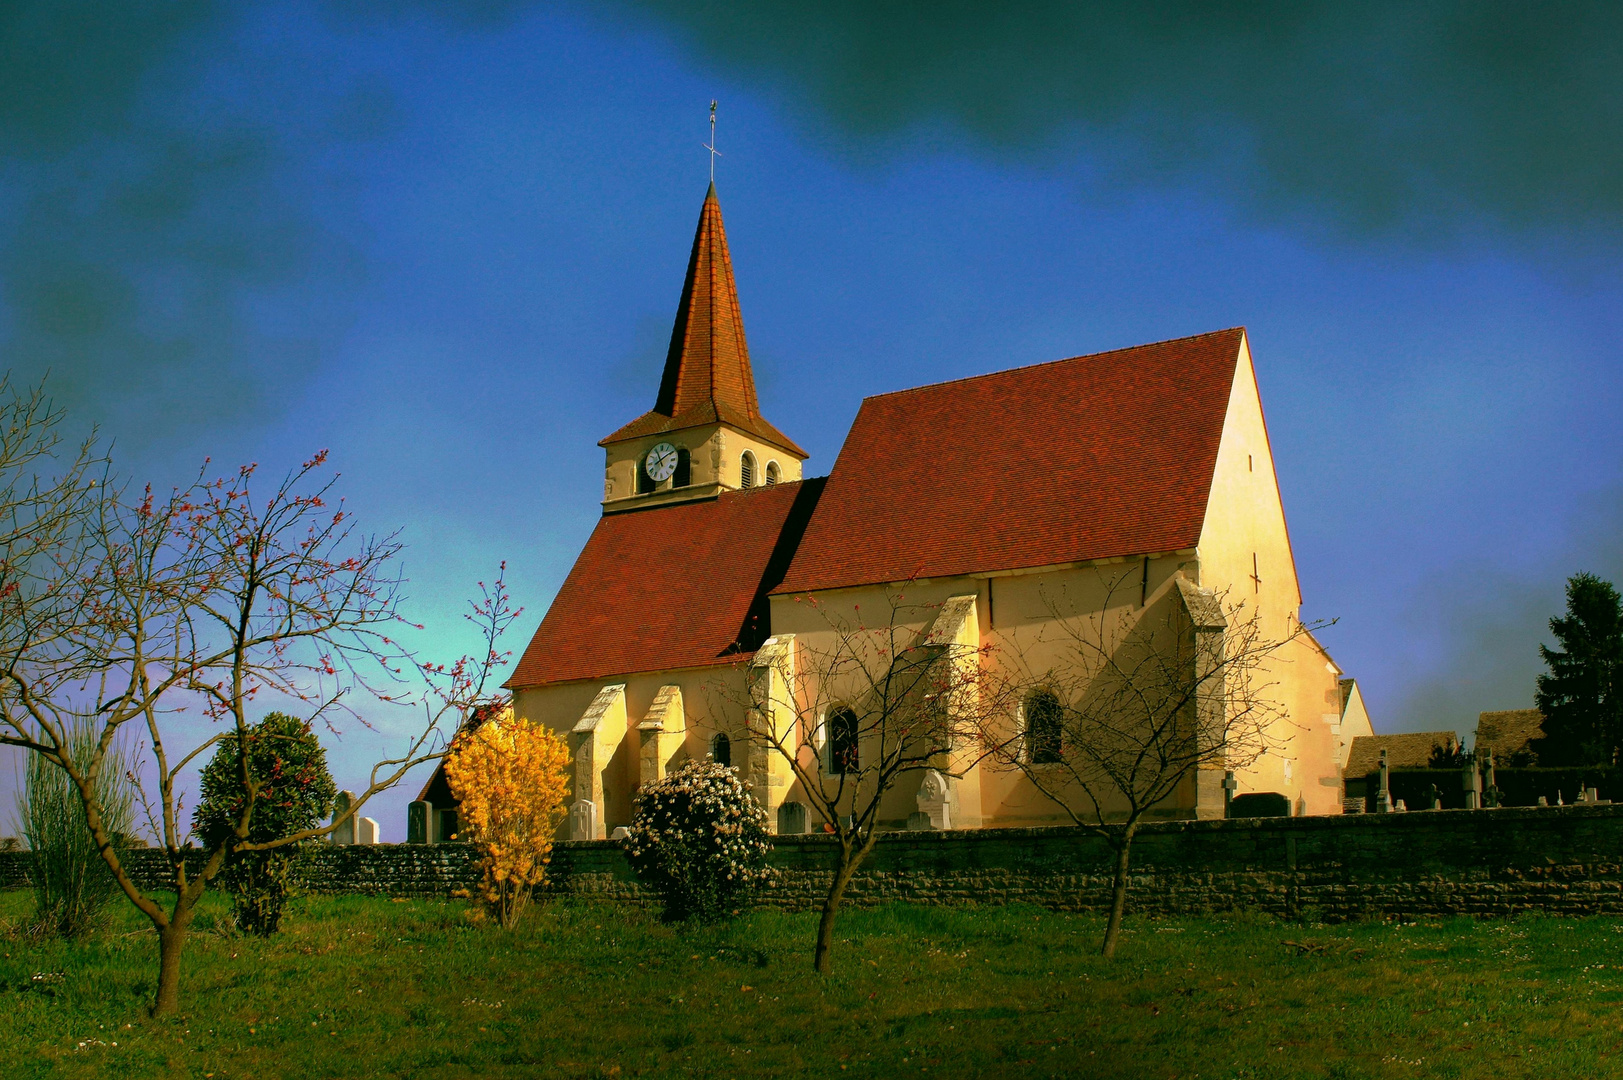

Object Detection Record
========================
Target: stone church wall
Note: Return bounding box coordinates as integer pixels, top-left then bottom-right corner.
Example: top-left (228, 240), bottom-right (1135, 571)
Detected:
top-left (5, 804), bottom-right (1623, 920)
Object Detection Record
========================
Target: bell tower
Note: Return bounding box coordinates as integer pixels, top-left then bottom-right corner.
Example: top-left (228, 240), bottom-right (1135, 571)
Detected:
top-left (599, 185), bottom-right (806, 511)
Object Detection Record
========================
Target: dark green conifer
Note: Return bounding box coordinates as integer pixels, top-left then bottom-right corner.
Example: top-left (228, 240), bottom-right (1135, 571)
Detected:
top-left (1532, 573), bottom-right (1623, 766)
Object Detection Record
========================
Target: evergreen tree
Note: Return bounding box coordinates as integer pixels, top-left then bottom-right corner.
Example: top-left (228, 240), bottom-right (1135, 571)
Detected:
top-left (1532, 573), bottom-right (1623, 766)
top-left (194, 713), bottom-right (336, 934)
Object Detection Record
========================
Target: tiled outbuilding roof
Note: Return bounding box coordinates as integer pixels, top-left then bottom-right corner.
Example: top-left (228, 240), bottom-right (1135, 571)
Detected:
top-left (1475, 710), bottom-right (1545, 761)
top-left (1345, 732), bottom-right (1459, 776)
top-left (774, 329), bottom-right (1246, 594)
top-left (601, 184), bottom-right (806, 458)
top-left (506, 479), bottom-right (824, 689)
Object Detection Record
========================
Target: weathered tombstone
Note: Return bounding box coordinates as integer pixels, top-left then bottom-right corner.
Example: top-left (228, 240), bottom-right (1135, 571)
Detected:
top-left (1429, 784), bottom-right (1443, 811)
top-left (1461, 756), bottom-right (1481, 810)
top-left (1588, 786), bottom-right (1601, 803)
top-left (407, 800), bottom-right (430, 844)
top-left (1537, 796), bottom-right (1549, 807)
top-left (1222, 770), bottom-right (1238, 818)
top-left (1374, 749), bottom-right (1392, 814)
top-left (609, 826), bottom-right (630, 841)
top-left (777, 801), bottom-right (806, 836)
top-left (358, 817), bottom-right (380, 845)
top-left (568, 799), bottom-right (598, 841)
top-left (1393, 799), bottom-right (1407, 812)
top-left (330, 790), bottom-right (357, 845)
top-left (915, 770), bottom-right (952, 830)
top-left (906, 811), bottom-right (933, 831)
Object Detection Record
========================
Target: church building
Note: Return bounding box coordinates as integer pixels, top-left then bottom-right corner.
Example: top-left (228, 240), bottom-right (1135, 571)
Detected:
top-left (493, 185), bottom-right (1349, 840)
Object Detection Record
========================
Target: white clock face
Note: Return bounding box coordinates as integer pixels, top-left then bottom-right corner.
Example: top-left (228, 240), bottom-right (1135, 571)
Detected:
top-left (644, 442), bottom-right (679, 483)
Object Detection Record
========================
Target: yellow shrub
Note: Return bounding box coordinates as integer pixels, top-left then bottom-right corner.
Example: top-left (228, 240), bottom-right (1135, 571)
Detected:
top-left (443, 712), bottom-right (571, 927)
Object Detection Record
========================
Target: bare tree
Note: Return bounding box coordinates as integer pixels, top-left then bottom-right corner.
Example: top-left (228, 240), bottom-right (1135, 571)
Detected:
top-left (0, 399), bottom-right (513, 1014)
top-left (979, 572), bottom-right (1320, 958)
top-left (721, 592), bottom-right (1012, 974)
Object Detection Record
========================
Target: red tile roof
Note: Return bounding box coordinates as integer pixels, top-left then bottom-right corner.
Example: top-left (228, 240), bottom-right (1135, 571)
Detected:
top-left (774, 329), bottom-right (1246, 594)
top-left (601, 185), bottom-right (806, 458)
top-left (506, 479), bottom-right (824, 689)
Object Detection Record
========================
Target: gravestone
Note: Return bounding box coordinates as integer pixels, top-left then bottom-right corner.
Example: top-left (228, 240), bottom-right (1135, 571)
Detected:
top-left (915, 770), bottom-right (952, 830)
top-left (331, 790), bottom-right (357, 845)
top-left (1222, 770), bottom-right (1238, 817)
top-left (358, 817), bottom-right (380, 845)
top-left (407, 800), bottom-right (429, 844)
top-left (609, 826), bottom-right (630, 841)
top-left (1462, 756), bottom-right (1482, 810)
top-left (1374, 749), bottom-right (1392, 814)
top-left (776, 801), bottom-right (806, 835)
top-left (906, 812), bottom-right (932, 831)
top-left (569, 799), bottom-right (598, 841)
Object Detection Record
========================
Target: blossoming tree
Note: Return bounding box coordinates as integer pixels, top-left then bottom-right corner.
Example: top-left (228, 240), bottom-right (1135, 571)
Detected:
top-left (443, 707), bottom-right (571, 927)
top-left (623, 758), bottom-right (773, 921)
top-left (0, 382), bottom-right (517, 1015)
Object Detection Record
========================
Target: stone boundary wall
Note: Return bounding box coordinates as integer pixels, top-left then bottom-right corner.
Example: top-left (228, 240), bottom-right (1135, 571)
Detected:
top-left (5, 805), bottom-right (1623, 920)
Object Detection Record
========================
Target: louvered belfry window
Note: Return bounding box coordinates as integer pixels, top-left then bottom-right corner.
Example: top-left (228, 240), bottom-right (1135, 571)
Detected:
top-left (740, 452), bottom-right (756, 489)
top-left (674, 448), bottom-right (691, 487)
top-left (764, 461), bottom-right (780, 485)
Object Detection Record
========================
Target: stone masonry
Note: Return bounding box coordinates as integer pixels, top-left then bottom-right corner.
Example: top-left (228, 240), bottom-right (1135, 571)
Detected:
top-left (4, 805), bottom-right (1623, 920)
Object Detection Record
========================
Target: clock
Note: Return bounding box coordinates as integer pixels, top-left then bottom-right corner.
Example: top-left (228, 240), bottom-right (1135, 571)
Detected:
top-left (644, 442), bottom-right (679, 483)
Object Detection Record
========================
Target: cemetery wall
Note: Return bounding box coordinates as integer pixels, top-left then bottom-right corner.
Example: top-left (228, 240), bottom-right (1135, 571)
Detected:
top-left (4, 804), bottom-right (1623, 920)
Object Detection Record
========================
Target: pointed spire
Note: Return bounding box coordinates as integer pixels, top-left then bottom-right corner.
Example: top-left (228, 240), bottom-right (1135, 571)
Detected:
top-left (654, 184), bottom-right (760, 421)
top-left (601, 186), bottom-right (806, 457)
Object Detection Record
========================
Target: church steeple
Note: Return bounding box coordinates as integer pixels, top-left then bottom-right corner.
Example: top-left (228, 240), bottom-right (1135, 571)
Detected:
top-left (601, 186), bottom-right (806, 460)
top-left (654, 183), bottom-right (760, 422)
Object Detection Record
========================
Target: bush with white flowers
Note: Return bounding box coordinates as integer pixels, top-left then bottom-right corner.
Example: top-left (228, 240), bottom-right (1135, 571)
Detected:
top-left (622, 758), bottom-right (773, 922)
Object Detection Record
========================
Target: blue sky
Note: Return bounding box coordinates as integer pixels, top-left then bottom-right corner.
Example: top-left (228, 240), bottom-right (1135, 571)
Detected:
top-left (3, 3), bottom-right (1620, 836)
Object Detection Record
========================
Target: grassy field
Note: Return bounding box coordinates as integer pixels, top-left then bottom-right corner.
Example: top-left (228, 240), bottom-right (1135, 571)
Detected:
top-left (3, 890), bottom-right (1622, 1079)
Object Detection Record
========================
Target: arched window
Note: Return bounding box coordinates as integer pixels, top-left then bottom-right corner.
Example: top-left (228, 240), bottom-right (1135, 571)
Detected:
top-left (827, 706), bottom-right (859, 774)
top-left (764, 461), bottom-right (780, 485)
top-left (1024, 690), bottom-right (1064, 764)
top-left (740, 452), bottom-right (756, 489)
top-left (709, 732), bottom-right (731, 767)
top-left (636, 457), bottom-right (656, 495)
top-left (674, 448), bottom-right (691, 488)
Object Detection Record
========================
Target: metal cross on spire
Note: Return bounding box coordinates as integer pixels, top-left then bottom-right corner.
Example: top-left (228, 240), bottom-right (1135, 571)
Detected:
top-left (704, 100), bottom-right (721, 182)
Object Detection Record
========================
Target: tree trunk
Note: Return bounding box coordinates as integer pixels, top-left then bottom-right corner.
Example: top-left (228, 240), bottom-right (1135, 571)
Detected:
top-left (1100, 824), bottom-right (1138, 959)
top-left (813, 836), bottom-right (870, 975)
top-left (152, 920), bottom-right (189, 1017)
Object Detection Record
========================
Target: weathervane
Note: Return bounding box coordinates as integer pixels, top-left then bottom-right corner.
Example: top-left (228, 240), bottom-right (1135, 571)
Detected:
top-left (705, 100), bottom-right (721, 182)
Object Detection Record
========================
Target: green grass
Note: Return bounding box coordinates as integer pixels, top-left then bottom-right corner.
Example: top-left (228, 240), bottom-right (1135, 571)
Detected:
top-left (3, 890), bottom-right (1623, 1078)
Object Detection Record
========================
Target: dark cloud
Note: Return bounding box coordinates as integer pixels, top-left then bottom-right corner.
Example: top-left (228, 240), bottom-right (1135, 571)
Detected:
top-left (0, 4), bottom-right (356, 436)
top-left (0, 2), bottom-right (515, 442)
top-left (615, 2), bottom-right (1623, 239)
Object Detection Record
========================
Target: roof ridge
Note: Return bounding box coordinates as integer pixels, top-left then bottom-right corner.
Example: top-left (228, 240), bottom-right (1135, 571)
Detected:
top-left (860, 327), bottom-right (1247, 405)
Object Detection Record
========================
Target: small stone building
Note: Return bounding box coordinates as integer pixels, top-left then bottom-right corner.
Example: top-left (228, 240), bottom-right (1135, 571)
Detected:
top-left (1474, 709), bottom-right (1545, 767)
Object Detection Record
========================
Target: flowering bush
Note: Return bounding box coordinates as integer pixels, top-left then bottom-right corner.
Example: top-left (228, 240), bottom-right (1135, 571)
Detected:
top-left (442, 708), bottom-right (571, 927)
top-left (623, 759), bottom-right (773, 922)
top-left (194, 713), bottom-right (336, 936)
